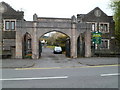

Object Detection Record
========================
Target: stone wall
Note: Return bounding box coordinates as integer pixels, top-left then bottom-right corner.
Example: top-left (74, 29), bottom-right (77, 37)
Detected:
top-left (16, 16), bottom-right (92, 59)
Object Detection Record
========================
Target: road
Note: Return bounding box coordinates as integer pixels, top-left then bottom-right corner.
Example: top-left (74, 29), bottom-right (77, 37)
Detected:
top-left (2, 65), bottom-right (119, 88)
top-left (1, 48), bottom-right (119, 88)
top-left (41, 47), bottom-right (67, 60)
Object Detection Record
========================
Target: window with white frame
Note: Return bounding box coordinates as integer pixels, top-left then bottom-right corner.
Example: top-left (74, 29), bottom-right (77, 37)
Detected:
top-left (4, 19), bottom-right (16, 31)
top-left (5, 21), bottom-right (10, 30)
top-left (100, 39), bottom-right (110, 49)
top-left (99, 23), bottom-right (109, 33)
top-left (11, 21), bottom-right (15, 30)
top-left (87, 22), bottom-right (97, 32)
top-left (92, 23), bottom-right (95, 31)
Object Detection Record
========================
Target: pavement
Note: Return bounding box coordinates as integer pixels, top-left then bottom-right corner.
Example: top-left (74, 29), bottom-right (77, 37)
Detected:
top-left (0, 57), bottom-right (119, 68)
top-left (1, 59), bottom-right (35, 68)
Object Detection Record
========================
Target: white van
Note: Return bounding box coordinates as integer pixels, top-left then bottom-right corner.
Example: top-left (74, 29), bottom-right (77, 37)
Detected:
top-left (53, 46), bottom-right (62, 54)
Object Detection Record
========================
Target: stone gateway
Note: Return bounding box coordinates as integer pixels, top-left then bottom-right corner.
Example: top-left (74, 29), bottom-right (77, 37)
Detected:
top-left (1, 2), bottom-right (118, 59)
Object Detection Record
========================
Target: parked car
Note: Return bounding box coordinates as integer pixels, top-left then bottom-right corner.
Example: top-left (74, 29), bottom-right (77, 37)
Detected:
top-left (53, 46), bottom-right (62, 54)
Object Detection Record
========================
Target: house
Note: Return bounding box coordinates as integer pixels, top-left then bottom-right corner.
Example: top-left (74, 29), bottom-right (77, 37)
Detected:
top-left (77, 7), bottom-right (118, 56)
top-left (1, 2), bottom-right (24, 58)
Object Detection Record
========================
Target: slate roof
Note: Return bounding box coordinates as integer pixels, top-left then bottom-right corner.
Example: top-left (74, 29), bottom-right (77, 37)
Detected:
top-left (86, 7), bottom-right (108, 17)
top-left (1, 1), bottom-right (24, 20)
top-left (77, 7), bottom-right (113, 22)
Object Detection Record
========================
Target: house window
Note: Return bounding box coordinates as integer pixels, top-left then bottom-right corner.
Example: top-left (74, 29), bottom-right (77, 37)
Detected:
top-left (87, 22), bottom-right (97, 32)
top-left (11, 21), bottom-right (15, 30)
top-left (5, 21), bottom-right (10, 30)
top-left (99, 23), bottom-right (109, 33)
top-left (92, 23), bottom-right (95, 32)
top-left (100, 39), bottom-right (110, 49)
top-left (4, 20), bottom-right (16, 31)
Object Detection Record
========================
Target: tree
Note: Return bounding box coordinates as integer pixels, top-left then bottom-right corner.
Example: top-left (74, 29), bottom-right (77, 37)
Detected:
top-left (110, 0), bottom-right (120, 47)
top-left (55, 35), bottom-right (68, 51)
top-left (41, 32), bottom-right (69, 47)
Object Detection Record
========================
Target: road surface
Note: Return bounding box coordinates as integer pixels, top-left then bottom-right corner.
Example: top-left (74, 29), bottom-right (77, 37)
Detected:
top-left (2, 65), bottom-right (119, 88)
top-left (1, 48), bottom-right (119, 88)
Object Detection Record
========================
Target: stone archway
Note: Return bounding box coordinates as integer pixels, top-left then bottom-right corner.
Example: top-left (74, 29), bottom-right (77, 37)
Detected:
top-left (38, 30), bottom-right (71, 58)
top-left (22, 32), bottom-right (32, 59)
top-left (16, 15), bottom-right (92, 59)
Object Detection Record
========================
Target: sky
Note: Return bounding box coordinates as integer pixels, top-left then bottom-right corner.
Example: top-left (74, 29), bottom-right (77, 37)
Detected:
top-left (2, 0), bottom-right (113, 21)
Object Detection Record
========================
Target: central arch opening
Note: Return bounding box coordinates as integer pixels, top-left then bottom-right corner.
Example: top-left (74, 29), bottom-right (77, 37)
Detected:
top-left (39, 31), bottom-right (70, 60)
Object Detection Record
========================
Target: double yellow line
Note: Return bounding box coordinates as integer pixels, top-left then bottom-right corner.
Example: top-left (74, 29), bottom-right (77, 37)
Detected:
top-left (15, 64), bottom-right (120, 70)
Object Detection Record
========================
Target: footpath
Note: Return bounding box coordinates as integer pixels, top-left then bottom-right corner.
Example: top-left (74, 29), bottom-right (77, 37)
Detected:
top-left (0, 57), bottom-right (119, 69)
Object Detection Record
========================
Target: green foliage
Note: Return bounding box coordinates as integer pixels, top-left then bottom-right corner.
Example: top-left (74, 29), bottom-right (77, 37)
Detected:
top-left (46, 46), bottom-right (55, 49)
top-left (111, 1), bottom-right (120, 46)
top-left (25, 54), bottom-right (32, 59)
top-left (55, 35), bottom-right (68, 51)
top-left (41, 32), bottom-right (69, 51)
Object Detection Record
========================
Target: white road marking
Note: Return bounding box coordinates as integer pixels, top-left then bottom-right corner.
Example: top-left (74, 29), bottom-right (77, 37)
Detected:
top-left (0, 76), bottom-right (68, 81)
top-left (101, 73), bottom-right (120, 77)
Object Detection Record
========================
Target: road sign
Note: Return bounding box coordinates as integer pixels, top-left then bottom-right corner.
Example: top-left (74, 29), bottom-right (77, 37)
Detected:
top-left (92, 31), bottom-right (102, 44)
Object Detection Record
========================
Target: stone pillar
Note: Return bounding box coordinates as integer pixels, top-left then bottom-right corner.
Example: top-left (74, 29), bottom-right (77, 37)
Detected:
top-left (71, 15), bottom-right (77, 58)
top-left (33, 13), bottom-right (38, 21)
top-left (84, 30), bottom-right (91, 57)
top-left (16, 31), bottom-right (23, 58)
top-left (32, 22), bottom-right (39, 59)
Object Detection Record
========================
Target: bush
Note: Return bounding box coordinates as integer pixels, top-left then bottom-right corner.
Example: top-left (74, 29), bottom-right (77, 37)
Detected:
top-left (25, 54), bottom-right (32, 59)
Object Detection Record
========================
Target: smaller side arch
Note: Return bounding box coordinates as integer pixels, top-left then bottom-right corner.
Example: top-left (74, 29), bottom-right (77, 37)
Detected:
top-left (22, 32), bottom-right (32, 59)
top-left (77, 33), bottom-right (85, 57)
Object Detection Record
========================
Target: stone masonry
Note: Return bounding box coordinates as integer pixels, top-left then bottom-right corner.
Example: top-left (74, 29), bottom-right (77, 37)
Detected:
top-left (16, 14), bottom-right (92, 59)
